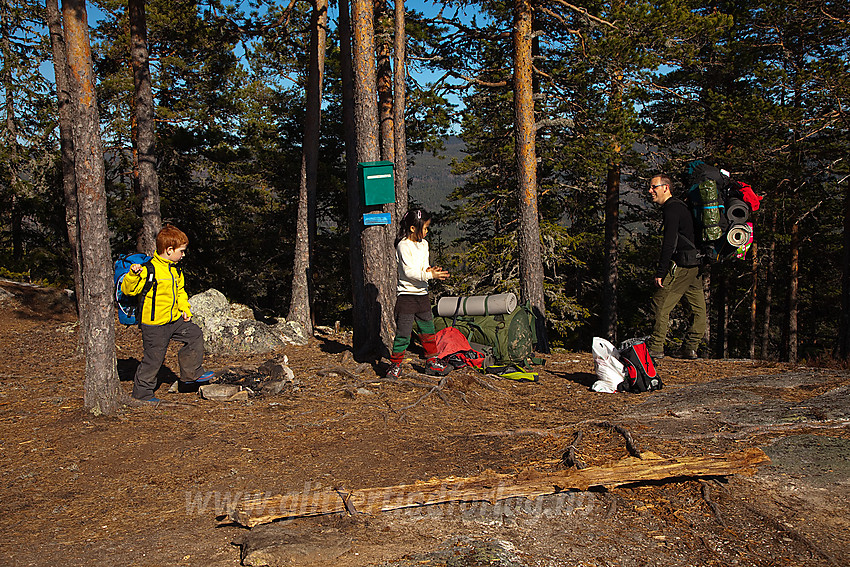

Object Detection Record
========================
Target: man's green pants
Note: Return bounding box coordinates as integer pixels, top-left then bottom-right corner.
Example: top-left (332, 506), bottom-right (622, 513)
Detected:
top-left (647, 264), bottom-right (706, 355)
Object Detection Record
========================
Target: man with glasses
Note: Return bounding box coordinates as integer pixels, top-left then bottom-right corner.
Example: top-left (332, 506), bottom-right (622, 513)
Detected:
top-left (646, 174), bottom-right (706, 359)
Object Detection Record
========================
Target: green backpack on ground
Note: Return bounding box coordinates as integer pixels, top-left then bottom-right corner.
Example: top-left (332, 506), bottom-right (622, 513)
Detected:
top-left (433, 301), bottom-right (537, 366)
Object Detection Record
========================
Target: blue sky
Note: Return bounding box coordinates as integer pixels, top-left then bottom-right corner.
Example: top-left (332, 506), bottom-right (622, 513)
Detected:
top-left (40, 0), bottom-right (478, 99)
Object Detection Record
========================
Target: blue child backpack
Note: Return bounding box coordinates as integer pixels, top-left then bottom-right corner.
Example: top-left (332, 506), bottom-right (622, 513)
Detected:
top-left (113, 253), bottom-right (155, 325)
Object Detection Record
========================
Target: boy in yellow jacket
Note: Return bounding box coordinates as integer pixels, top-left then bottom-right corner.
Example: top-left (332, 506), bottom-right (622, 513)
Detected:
top-left (121, 225), bottom-right (213, 402)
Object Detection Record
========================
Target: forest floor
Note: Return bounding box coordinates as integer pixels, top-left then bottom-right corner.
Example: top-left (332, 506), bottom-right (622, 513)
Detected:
top-left (1, 278), bottom-right (849, 567)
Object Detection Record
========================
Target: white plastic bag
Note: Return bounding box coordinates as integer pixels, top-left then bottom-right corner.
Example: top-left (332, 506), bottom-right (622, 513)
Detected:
top-left (591, 337), bottom-right (625, 393)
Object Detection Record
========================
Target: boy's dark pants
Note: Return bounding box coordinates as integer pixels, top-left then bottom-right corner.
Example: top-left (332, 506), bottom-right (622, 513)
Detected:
top-left (133, 319), bottom-right (205, 400)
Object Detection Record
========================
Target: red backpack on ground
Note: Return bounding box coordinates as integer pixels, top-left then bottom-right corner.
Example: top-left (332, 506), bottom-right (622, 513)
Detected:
top-left (433, 327), bottom-right (486, 370)
top-left (617, 339), bottom-right (663, 393)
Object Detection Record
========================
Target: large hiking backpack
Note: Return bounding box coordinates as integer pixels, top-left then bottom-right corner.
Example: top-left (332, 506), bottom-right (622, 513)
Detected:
top-left (685, 160), bottom-right (759, 261)
top-left (113, 253), bottom-right (155, 325)
top-left (433, 301), bottom-right (537, 365)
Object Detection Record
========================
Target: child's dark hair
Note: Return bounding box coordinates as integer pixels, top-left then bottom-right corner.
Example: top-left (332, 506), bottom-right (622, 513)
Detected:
top-left (395, 208), bottom-right (432, 246)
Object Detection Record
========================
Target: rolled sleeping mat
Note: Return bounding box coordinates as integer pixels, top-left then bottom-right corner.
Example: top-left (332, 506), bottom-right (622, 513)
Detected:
top-left (699, 179), bottom-right (724, 241)
top-left (436, 293), bottom-right (518, 317)
top-left (726, 223), bottom-right (752, 247)
top-left (726, 197), bottom-right (750, 224)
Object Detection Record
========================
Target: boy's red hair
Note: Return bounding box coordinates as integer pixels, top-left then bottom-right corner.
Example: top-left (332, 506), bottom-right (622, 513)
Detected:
top-left (156, 225), bottom-right (189, 254)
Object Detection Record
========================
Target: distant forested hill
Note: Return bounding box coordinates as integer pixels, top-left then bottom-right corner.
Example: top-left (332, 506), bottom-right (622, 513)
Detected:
top-left (406, 136), bottom-right (466, 215)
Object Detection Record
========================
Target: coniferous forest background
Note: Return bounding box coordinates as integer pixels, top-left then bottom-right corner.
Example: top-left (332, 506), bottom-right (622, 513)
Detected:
top-left (2, 0), bottom-right (849, 367)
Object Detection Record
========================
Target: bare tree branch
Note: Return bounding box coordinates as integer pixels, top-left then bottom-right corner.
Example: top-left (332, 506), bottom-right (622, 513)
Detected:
top-left (547, 0), bottom-right (618, 29)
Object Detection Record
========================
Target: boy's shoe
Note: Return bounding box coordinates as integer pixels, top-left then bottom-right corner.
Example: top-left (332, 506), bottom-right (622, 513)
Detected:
top-left (385, 363), bottom-right (403, 379)
top-left (425, 357), bottom-right (452, 376)
top-left (184, 371), bottom-right (215, 385)
top-left (133, 396), bottom-right (161, 404)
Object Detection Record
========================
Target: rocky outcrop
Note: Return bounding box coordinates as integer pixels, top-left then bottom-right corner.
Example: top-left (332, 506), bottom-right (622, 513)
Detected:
top-left (189, 288), bottom-right (307, 354)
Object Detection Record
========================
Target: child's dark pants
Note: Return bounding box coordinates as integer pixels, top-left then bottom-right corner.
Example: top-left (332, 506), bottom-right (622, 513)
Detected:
top-left (133, 319), bottom-right (205, 400)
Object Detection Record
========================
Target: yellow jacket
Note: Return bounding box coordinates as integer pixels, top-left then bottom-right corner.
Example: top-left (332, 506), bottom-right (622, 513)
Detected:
top-left (120, 253), bottom-right (192, 325)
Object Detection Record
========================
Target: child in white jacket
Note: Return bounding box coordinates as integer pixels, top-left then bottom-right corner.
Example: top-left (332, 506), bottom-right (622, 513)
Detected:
top-left (387, 208), bottom-right (451, 378)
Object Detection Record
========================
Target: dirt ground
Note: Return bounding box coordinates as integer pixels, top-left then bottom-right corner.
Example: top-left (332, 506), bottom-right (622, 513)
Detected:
top-left (1, 279), bottom-right (848, 567)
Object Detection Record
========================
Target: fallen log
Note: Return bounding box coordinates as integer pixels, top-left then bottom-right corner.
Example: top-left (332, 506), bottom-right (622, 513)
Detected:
top-left (226, 447), bottom-right (769, 528)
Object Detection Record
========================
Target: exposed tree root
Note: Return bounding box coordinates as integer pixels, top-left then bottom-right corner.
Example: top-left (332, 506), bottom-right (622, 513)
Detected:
top-left (561, 431), bottom-right (587, 469)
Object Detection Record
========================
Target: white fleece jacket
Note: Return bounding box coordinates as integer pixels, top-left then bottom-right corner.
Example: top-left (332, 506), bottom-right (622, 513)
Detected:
top-left (396, 238), bottom-right (432, 295)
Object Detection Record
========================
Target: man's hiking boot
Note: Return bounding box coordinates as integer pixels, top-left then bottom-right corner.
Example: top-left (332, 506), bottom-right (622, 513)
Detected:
top-left (425, 357), bottom-right (452, 376)
top-left (386, 363), bottom-right (403, 379)
top-left (649, 351), bottom-right (664, 360)
top-left (675, 348), bottom-right (698, 360)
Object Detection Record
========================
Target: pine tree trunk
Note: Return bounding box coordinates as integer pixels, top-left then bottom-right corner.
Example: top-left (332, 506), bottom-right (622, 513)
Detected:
top-left (392, 0), bottom-right (408, 225)
top-left (46, 0), bottom-right (83, 316)
top-left (352, 0), bottom-right (393, 359)
top-left (703, 268), bottom-right (712, 357)
top-left (375, 0), bottom-right (393, 162)
top-left (749, 241), bottom-right (758, 359)
top-left (513, 0), bottom-right (546, 351)
top-left (1, 3), bottom-right (21, 261)
top-left (129, 0), bottom-right (160, 254)
top-left (838, 180), bottom-right (850, 359)
top-left (62, 0), bottom-right (122, 415)
top-left (602, 161), bottom-right (619, 343)
top-left (373, 0), bottom-right (397, 280)
top-left (340, 0), bottom-right (367, 350)
top-left (716, 268), bottom-right (727, 358)
top-left (762, 209), bottom-right (776, 359)
top-left (788, 221), bottom-right (799, 363)
top-left (289, 0), bottom-right (327, 337)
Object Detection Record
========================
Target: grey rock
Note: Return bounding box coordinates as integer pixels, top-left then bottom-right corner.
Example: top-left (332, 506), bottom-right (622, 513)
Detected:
top-left (383, 537), bottom-right (526, 567)
top-left (199, 384), bottom-right (248, 402)
top-left (239, 522), bottom-right (352, 567)
top-left (189, 288), bottom-right (230, 333)
top-left (270, 319), bottom-right (309, 346)
top-left (261, 380), bottom-right (287, 396)
top-left (258, 359), bottom-right (286, 379)
top-left (231, 302), bottom-right (255, 320)
top-left (188, 289), bottom-right (303, 354)
top-left (205, 319), bottom-right (287, 355)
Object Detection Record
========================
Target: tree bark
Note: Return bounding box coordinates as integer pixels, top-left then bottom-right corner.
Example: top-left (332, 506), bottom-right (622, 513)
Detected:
top-left (749, 241), bottom-right (758, 360)
top-left (45, 0), bottom-right (83, 315)
top-left (340, 0), bottom-right (367, 352)
top-left (513, 0), bottom-right (546, 351)
top-left (392, 0), bottom-right (408, 225)
top-left (1, 1), bottom-right (21, 261)
top-left (719, 269), bottom-right (728, 358)
top-left (373, 0), bottom-right (397, 292)
top-left (703, 267), bottom-right (712, 357)
top-left (62, 0), bottom-right (122, 414)
top-left (838, 180), bottom-right (850, 359)
top-left (762, 209), bottom-right (776, 359)
top-left (602, 161), bottom-right (619, 343)
top-left (375, 0), bottom-right (393, 163)
top-left (788, 220), bottom-right (799, 363)
top-left (128, 0), bottom-right (161, 254)
top-left (352, 0), bottom-right (393, 359)
top-left (289, 0), bottom-right (328, 337)
top-left (229, 447), bottom-right (770, 527)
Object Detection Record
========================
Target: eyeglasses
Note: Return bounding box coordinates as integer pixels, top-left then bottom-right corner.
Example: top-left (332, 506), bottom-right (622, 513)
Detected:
top-left (649, 183), bottom-right (666, 190)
